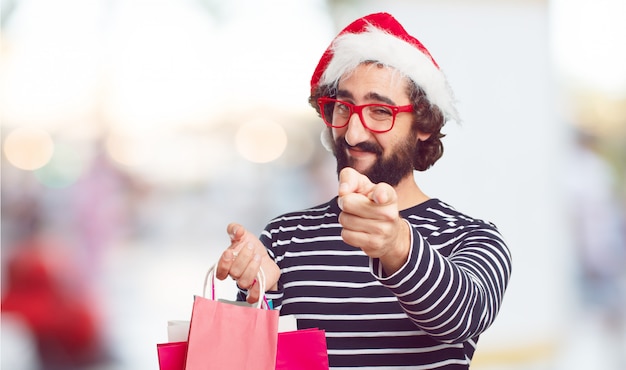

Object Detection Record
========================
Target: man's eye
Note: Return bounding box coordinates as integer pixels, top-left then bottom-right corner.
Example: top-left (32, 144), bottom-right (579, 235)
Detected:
top-left (371, 106), bottom-right (393, 117)
top-left (336, 103), bottom-right (350, 114)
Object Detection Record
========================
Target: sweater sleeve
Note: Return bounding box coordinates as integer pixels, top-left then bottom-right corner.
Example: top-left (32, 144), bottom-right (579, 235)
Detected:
top-left (370, 219), bottom-right (512, 344)
top-left (257, 225), bottom-right (286, 309)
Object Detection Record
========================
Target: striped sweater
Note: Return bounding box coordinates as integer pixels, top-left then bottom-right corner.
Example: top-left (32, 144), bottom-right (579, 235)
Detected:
top-left (254, 197), bottom-right (511, 369)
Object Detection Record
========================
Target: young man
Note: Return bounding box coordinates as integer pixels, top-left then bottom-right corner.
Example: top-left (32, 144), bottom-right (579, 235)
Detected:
top-left (216, 12), bottom-right (512, 369)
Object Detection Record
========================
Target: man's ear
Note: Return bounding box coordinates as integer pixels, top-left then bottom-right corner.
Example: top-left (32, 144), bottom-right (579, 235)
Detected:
top-left (416, 131), bottom-right (432, 142)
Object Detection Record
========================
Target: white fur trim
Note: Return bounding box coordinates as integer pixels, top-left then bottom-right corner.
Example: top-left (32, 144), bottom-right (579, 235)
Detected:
top-left (320, 128), bottom-right (334, 152)
top-left (320, 26), bottom-right (459, 123)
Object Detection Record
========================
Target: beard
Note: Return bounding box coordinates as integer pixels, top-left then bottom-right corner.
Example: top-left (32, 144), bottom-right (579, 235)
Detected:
top-left (332, 133), bottom-right (417, 186)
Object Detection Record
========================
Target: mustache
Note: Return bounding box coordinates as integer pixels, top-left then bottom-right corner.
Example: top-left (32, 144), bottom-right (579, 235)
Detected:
top-left (335, 138), bottom-right (383, 155)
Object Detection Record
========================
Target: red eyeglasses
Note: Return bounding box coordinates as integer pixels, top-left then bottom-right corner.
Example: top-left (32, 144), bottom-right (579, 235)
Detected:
top-left (317, 97), bottom-right (413, 133)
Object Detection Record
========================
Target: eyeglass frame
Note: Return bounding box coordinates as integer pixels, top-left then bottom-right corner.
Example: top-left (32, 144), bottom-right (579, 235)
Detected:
top-left (317, 97), bottom-right (414, 134)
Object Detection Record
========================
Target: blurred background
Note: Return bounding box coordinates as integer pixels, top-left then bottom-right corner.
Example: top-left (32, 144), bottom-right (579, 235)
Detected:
top-left (1, 0), bottom-right (624, 369)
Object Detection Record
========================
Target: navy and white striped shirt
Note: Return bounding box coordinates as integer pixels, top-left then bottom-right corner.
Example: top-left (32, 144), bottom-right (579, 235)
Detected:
top-left (255, 197), bottom-right (511, 369)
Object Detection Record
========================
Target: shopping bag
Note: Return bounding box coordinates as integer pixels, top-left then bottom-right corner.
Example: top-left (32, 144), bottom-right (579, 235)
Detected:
top-left (157, 341), bottom-right (187, 370)
top-left (155, 320), bottom-right (190, 370)
top-left (276, 328), bottom-right (329, 370)
top-left (157, 315), bottom-right (302, 370)
top-left (184, 264), bottom-right (279, 370)
top-left (167, 320), bottom-right (190, 342)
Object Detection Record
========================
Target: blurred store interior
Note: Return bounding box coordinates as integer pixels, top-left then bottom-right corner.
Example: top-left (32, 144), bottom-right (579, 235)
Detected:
top-left (1, 0), bottom-right (625, 369)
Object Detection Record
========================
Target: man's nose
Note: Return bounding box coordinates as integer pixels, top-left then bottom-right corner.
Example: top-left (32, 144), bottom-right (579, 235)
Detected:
top-left (344, 113), bottom-right (370, 146)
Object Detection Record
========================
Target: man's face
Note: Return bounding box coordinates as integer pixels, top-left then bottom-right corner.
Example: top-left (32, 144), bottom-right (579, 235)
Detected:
top-left (330, 64), bottom-right (421, 186)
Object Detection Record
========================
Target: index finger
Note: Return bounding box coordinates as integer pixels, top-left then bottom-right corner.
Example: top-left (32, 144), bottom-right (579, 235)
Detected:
top-left (338, 167), bottom-right (375, 197)
top-left (227, 223), bottom-right (245, 241)
top-left (216, 223), bottom-right (248, 280)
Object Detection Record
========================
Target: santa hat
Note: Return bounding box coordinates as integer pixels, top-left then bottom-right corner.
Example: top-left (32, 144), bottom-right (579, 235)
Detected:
top-left (311, 12), bottom-right (459, 123)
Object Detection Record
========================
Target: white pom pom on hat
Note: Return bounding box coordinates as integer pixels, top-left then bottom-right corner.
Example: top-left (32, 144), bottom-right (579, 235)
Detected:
top-left (310, 12), bottom-right (459, 123)
top-left (320, 128), bottom-right (334, 152)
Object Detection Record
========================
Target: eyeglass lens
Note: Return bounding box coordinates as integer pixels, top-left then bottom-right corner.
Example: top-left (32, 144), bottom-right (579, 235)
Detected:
top-left (320, 100), bottom-right (396, 132)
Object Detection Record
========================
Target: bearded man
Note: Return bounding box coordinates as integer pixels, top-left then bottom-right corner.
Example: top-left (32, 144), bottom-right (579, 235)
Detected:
top-left (216, 12), bottom-right (512, 369)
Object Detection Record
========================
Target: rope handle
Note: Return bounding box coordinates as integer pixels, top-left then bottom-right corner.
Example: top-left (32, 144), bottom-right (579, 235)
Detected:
top-left (202, 263), bottom-right (270, 310)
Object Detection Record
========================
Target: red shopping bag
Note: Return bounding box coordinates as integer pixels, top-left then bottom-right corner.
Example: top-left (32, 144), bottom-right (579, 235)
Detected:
top-left (157, 341), bottom-right (187, 370)
top-left (276, 328), bottom-right (329, 370)
top-left (156, 320), bottom-right (190, 370)
top-left (184, 264), bottom-right (279, 370)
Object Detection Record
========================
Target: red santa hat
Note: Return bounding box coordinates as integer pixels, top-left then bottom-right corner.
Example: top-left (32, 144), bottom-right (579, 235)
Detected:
top-left (311, 12), bottom-right (459, 123)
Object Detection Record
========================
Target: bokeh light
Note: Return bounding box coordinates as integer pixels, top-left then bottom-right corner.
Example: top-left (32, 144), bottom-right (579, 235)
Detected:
top-left (3, 127), bottom-right (55, 170)
top-left (235, 118), bottom-right (288, 163)
top-left (33, 142), bottom-right (87, 188)
top-left (105, 132), bottom-right (153, 167)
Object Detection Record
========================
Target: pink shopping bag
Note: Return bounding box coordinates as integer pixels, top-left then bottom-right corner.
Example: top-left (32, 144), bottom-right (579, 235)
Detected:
top-left (276, 328), bottom-right (329, 370)
top-left (184, 264), bottom-right (279, 370)
top-left (157, 341), bottom-right (187, 370)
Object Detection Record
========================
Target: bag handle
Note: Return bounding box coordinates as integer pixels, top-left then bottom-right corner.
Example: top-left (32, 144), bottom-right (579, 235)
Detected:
top-left (202, 263), bottom-right (269, 310)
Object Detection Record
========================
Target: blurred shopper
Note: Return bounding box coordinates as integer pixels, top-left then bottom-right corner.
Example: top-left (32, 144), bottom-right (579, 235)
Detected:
top-left (215, 13), bottom-right (512, 369)
top-left (566, 129), bottom-right (626, 367)
top-left (70, 143), bottom-right (137, 280)
top-left (1, 227), bottom-right (110, 370)
top-left (567, 130), bottom-right (626, 318)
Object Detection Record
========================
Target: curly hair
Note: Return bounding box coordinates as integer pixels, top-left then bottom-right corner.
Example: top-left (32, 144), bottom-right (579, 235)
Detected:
top-left (308, 70), bottom-right (446, 171)
top-left (407, 81), bottom-right (446, 171)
